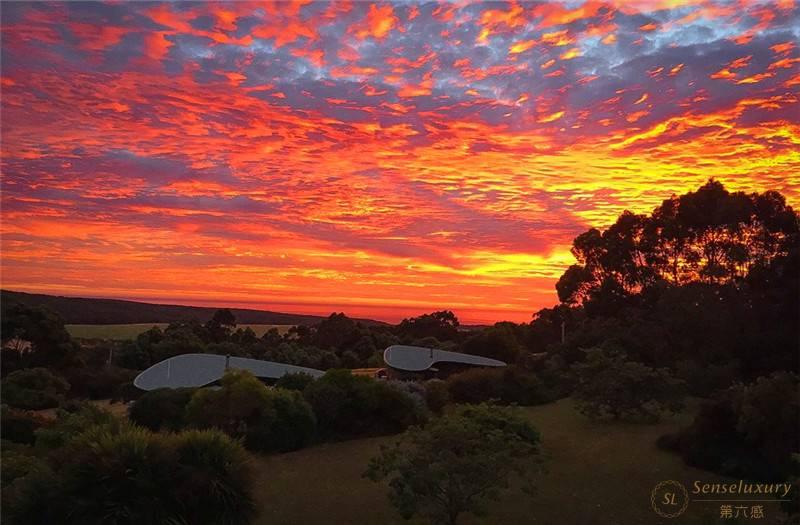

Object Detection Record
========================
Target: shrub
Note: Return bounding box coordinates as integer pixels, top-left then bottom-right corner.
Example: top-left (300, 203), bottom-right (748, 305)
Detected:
top-left (3, 426), bottom-right (255, 525)
top-left (572, 348), bottom-right (685, 422)
top-left (34, 402), bottom-right (120, 451)
top-left (385, 380), bottom-right (428, 414)
top-left (446, 366), bottom-right (549, 405)
top-left (171, 429), bottom-right (256, 524)
top-left (1, 449), bottom-right (49, 488)
top-left (366, 403), bottom-right (543, 525)
top-left (128, 387), bottom-right (196, 431)
top-left (1, 460), bottom-right (61, 524)
top-left (185, 369), bottom-right (271, 436)
top-left (423, 379), bottom-right (450, 414)
top-left (1, 368), bottom-right (70, 410)
top-left (60, 365), bottom-right (137, 400)
top-left (111, 381), bottom-right (144, 403)
top-left (274, 372), bottom-right (316, 392)
top-left (1, 405), bottom-right (48, 444)
top-left (186, 370), bottom-right (317, 453)
top-left (676, 359), bottom-right (741, 397)
top-left (304, 369), bottom-right (426, 439)
top-left (661, 372), bottom-right (799, 480)
top-left (244, 388), bottom-right (317, 452)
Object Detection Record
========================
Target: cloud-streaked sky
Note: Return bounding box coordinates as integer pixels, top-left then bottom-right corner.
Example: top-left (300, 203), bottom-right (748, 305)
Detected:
top-left (1, 1), bottom-right (798, 323)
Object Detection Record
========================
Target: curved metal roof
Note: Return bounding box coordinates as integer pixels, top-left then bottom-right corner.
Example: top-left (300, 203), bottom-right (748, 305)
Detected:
top-left (383, 345), bottom-right (506, 372)
top-left (133, 353), bottom-right (324, 391)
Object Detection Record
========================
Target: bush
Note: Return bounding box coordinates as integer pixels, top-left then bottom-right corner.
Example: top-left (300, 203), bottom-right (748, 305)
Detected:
top-left (171, 429), bottom-right (256, 523)
top-left (111, 381), bottom-right (144, 403)
top-left (274, 372), bottom-right (316, 392)
top-left (385, 380), bottom-right (428, 414)
top-left (676, 359), bottom-right (741, 397)
top-left (60, 365), bottom-right (137, 400)
top-left (423, 379), bottom-right (450, 414)
top-left (1, 405), bottom-right (48, 444)
top-left (572, 348), bottom-right (685, 422)
top-left (128, 387), bottom-right (196, 431)
top-left (3, 426), bottom-right (255, 525)
top-left (186, 370), bottom-right (317, 453)
top-left (244, 388), bottom-right (317, 452)
top-left (1, 368), bottom-right (70, 410)
top-left (661, 372), bottom-right (799, 480)
top-left (34, 402), bottom-right (120, 451)
top-left (366, 403), bottom-right (543, 525)
top-left (1, 449), bottom-right (48, 488)
top-left (446, 366), bottom-right (550, 405)
top-left (304, 369), bottom-right (426, 439)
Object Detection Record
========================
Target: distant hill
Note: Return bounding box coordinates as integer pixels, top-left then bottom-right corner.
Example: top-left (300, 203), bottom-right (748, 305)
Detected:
top-left (1, 290), bottom-right (384, 326)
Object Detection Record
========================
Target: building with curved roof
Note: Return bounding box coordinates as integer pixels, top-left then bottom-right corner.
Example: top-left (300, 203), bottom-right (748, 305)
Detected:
top-left (133, 353), bottom-right (324, 391)
top-left (383, 345), bottom-right (506, 378)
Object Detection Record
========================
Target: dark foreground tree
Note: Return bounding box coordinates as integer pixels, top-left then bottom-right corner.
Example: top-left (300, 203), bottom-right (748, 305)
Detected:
top-left (572, 348), bottom-right (685, 422)
top-left (366, 404), bottom-right (543, 525)
top-left (556, 180), bottom-right (798, 306)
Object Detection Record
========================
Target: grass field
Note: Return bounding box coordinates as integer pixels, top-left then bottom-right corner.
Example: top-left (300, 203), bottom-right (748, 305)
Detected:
top-left (250, 398), bottom-right (786, 525)
top-left (66, 323), bottom-right (295, 340)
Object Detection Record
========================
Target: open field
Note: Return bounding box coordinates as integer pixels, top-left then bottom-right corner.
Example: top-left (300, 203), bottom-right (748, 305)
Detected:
top-left (250, 398), bottom-right (786, 525)
top-left (66, 323), bottom-right (295, 340)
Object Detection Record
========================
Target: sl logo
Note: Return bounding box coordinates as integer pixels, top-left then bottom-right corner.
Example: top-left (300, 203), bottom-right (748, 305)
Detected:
top-left (651, 480), bottom-right (689, 518)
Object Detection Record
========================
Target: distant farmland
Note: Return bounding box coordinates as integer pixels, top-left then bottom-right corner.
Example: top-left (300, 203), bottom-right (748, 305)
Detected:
top-left (66, 323), bottom-right (295, 340)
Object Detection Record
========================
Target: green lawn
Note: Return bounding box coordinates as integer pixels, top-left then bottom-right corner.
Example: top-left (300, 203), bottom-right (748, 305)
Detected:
top-left (66, 323), bottom-right (294, 340)
top-left (250, 399), bottom-right (786, 525)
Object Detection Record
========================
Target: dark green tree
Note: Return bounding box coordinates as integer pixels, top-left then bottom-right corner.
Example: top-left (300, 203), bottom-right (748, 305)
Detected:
top-left (0, 304), bottom-right (79, 371)
top-left (205, 309), bottom-right (237, 343)
top-left (2, 368), bottom-right (70, 410)
top-left (572, 348), bottom-right (685, 422)
top-left (397, 311), bottom-right (460, 343)
top-left (128, 387), bottom-right (196, 431)
top-left (185, 369), bottom-right (317, 452)
top-left (366, 404), bottom-right (543, 525)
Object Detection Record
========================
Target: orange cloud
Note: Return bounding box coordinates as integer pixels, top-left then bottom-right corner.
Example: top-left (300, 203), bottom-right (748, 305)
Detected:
top-left (1, 0), bottom-right (797, 324)
top-left (353, 3), bottom-right (399, 41)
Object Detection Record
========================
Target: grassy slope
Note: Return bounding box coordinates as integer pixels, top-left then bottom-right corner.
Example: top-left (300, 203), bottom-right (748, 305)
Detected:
top-left (250, 399), bottom-right (785, 525)
top-left (66, 323), bottom-right (295, 340)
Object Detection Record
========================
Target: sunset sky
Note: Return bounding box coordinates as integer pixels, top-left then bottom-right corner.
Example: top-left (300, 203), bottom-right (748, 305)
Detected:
top-left (1, 1), bottom-right (798, 323)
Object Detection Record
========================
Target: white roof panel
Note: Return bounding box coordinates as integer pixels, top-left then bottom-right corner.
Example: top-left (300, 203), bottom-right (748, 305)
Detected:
top-left (133, 353), bottom-right (324, 391)
top-left (383, 345), bottom-right (506, 372)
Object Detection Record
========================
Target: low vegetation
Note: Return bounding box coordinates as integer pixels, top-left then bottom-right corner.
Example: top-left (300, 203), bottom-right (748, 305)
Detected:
top-left (445, 366), bottom-right (552, 406)
top-left (1, 368), bottom-right (70, 410)
top-left (304, 369), bottom-right (428, 440)
top-left (572, 347), bottom-right (685, 422)
top-left (658, 372), bottom-right (799, 481)
top-left (186, 370), bottom-right (317, 453)
top-left (4, 421), bottom-right (255, 525)
top-left (366, 404), bottom-right (543, 525)
top-left (128, 387), bottom-right (196, 431)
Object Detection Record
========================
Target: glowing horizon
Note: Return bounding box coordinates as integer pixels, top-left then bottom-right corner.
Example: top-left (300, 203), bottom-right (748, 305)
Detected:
top-left (2, 1), bottom-right (798, 324)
